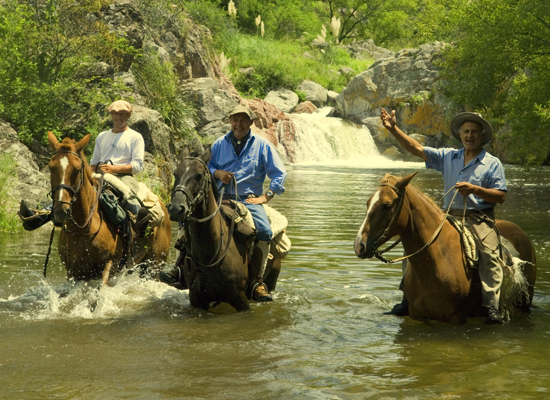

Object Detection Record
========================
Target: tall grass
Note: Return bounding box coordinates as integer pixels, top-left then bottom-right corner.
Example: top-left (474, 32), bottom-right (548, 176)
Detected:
top-left (222, 33), bottom-right (374, 98)
top-left (0, 154), bottom-right (21, 232)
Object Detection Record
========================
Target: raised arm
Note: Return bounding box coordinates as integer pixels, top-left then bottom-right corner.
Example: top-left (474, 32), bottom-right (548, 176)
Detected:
top-left (381, 108), bottom-right (427, 161)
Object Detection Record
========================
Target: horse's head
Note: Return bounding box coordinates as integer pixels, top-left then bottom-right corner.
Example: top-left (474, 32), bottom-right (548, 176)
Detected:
top-left (47, 132), bottom-right (90, 225)
top-left (168, 145), bottom-right (213, 222)
top-left (354, 171), bottom-right (418, 259)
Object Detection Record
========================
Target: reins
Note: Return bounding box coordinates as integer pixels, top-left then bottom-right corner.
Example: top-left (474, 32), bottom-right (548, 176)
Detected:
top-left (43, 149), bottom-right (104, 277)
top-left (373, 185), bottom-right (460, 264)
top-left (50, 150), bottom-right (102, 235)
top-left (172, 157), bottom-right (239, 269)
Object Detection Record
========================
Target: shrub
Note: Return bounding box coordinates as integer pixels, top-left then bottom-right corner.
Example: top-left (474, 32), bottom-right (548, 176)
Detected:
top-left (132, 48), bottom-right (195, 140)
top-left (0, 154), bottom-right (20, 232)
top-left (0, 0), bottom-right (135, 145)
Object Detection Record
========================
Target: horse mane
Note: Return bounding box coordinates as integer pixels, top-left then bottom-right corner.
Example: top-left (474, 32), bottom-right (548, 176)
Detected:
top-left (380, 173), bottom-right (443, 217)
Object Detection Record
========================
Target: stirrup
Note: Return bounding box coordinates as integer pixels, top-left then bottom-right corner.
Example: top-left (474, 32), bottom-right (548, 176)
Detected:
top-left (252, 282), bottom-right (272, 302)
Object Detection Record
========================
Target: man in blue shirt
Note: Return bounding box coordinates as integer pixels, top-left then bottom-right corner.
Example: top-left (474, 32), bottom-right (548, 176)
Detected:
top-left (209, 104), bottom-right (287, 301)
top-left (380, 108), bottom-right (506, 324)
top-left (161, 105), bottom-right (287, 301)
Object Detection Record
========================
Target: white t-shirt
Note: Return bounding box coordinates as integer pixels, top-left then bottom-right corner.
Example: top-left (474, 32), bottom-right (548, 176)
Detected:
top-left (90, 128), bottom-right (144, 175)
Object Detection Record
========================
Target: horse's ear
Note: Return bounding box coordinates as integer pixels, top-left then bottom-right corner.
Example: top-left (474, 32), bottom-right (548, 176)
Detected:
top-left (395, 171), bottom-right (419, 191)
top-left (47, 131), bottom-right (60, 151)
top-left (201, 145), bottom-right (212, 164)
top-left (75, 134), bottom-right (91, 153)
top-left (180, 145), bottom-right (191, 160)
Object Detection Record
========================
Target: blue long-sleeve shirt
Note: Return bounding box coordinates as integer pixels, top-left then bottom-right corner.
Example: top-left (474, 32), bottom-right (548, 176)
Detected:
top-left (208, 130), bottom-right (287, 197)
top-left (424, 147), bottom-right (507, 210)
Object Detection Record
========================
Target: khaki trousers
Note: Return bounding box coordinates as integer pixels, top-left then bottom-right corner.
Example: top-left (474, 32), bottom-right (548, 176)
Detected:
top-left (449, 209), bottom-right (503, 309)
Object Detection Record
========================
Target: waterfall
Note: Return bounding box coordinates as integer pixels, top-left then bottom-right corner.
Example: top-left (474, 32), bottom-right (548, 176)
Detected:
top-left (281, 108), bottom-right (423, 168)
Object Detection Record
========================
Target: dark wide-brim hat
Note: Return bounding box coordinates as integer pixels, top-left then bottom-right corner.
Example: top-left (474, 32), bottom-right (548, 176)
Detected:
top-left (227, 104), bottom-right (257, 120)
top-left (451, 112), bottom-right (493, 145)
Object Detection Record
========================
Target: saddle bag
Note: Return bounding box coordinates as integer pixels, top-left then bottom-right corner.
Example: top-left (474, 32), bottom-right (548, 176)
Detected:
top-left (100, 188), bottom-right (127, 225)
top-left (220, 204), bottom-right (256, 243)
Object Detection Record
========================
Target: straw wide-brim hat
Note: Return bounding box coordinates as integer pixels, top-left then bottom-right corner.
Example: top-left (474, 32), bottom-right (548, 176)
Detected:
top-left (227, 104), bottom-right (257, 120)
top-left (451, 112), bottom-right (493, 145)
top-left (108, 100), bottom-right (133, 113)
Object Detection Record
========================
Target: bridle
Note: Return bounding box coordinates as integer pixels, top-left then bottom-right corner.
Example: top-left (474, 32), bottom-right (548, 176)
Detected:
top-left (370, 182), bottom-right (406, 261)
top-left (370, 182), bottom-right (450, 264)
top-left (50, 149), bottom-right (100, 234)
top-left (171, 157), bottom-right (223, 224)
top-left (171, 157), bottom-right (236, 269)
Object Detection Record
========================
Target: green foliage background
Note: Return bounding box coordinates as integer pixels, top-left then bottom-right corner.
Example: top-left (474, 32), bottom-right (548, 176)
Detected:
top-left (0, 0), bottom-right (549, 169)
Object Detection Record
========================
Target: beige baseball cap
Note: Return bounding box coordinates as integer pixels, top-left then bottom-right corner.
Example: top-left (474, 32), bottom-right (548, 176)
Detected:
top-left (108, 100), bottom-right (133, 113)
top-left (228, 104), bottom-right (257, 120)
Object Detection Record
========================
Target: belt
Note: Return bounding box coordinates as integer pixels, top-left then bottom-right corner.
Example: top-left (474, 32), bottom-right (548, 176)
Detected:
top-left (224, 194), bottom-right (257, 201)
top-left (447, 208), bottom-right (495, 219)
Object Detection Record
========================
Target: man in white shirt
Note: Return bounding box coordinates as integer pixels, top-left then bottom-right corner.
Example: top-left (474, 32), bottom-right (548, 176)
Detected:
top-left (19, 100), bottom-right (150, 233)
top-left (90, 100), bottom-right (144, 217)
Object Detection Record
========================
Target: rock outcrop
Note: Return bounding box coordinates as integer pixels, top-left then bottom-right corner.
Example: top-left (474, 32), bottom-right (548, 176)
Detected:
top-left (297, 80), bottom-right (328, 108)
top-left (333, 42), bottom-right (459, 157)
top-left (264, 88), bottom-right (299, 113)
top-left (0, 122), bottom-right (49, 210)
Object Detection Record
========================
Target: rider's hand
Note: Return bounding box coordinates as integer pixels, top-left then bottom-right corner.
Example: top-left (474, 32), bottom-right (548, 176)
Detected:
top-left (246, 195), bottom-right (269, 205)
top-left (455, 181), bottom-right (477, 196)
top-left (215, 170), bottom-right (234, 184)
top-left (99, 164), bottom-right (116, 174)
top-left (380, 108), bottom-right (397, 131)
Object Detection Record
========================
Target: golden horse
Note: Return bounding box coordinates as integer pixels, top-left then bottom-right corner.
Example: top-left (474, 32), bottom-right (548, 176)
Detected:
top-left (354, 172), bottom-right (536, 325)
top-left (47, 132), bottom-right (172, 284)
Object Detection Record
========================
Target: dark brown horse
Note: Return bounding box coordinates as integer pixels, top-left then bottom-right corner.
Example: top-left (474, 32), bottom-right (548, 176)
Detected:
top-left (47, 132), bottom-right (172, 284)
top-left (354, 172), bottom-right (537, 325)
top-left (167, 146), bottom-right (281, 311)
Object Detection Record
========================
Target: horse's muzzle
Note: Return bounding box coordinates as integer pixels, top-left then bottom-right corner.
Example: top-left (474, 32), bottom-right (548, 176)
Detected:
top-left (354, 236), bottom-right (376, 259)
top-left (52, 203), bottom-right (70, 225)
top-left (167, 201), bottom-right (189, 222)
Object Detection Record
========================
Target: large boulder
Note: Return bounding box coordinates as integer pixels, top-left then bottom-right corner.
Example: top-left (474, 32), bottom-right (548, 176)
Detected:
top-left (180, 77), bottom-right (239, 137)
top-left (264, 88), bottom-right (299, 113)
top-left (0, 122), bottom-right (50, 210)
top-left (297, 80), bottom-right (328, 107)
top-left (335, 42), bottom-right (456, 150)
top-left (129, 105), bottom-right (173, 159)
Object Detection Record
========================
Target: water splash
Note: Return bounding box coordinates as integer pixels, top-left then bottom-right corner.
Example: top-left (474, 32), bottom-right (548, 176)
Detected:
top-left (0, 273), bottom-right (189, 320)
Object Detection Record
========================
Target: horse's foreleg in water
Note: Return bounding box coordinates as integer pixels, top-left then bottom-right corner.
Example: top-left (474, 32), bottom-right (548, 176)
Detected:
top-left (101, 260), bottom-right (113, 285)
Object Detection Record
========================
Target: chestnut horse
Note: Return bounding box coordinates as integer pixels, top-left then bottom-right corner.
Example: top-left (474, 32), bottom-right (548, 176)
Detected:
top-left (47, 132), bottom-right (172, 284)
top-left (167, 146), bottom-right (281, 311)
top-left (354, 172), bottom-right (537, 325)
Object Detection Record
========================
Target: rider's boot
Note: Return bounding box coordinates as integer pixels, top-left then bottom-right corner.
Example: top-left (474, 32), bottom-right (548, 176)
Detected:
top-left (160, 251), bottom-right (187, 290)
top-left (484, 306), bottom-right (503, 325)
top-left (18, 200), bottom-right (53, 231)
top-left (134, 207), bottom-right (152, 238)
top-left (252, 240), bottom-right (273, 302)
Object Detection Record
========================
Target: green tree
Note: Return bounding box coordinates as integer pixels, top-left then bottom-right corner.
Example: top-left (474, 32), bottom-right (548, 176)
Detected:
top-left (0, 0), bottom-right (134, 144)
top-left (440, 0), bottom-right (550, 164)
top-left (319, 0), bottom-right (417, 45)
top-left (236, 0), bottom-right (321, 39)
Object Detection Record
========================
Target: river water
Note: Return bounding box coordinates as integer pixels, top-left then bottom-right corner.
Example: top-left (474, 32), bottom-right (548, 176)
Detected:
top-left (2, 111), bottom-right (550, 399)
